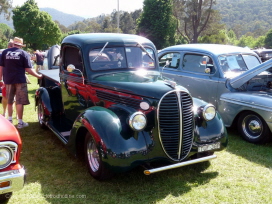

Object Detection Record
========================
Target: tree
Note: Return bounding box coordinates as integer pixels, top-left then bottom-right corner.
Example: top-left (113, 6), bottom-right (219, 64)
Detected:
top-left (173, 0), bottom-right (219, 43)
top-left (0, 0), bottom-right (12, 20)
top-left (137, 0), bottom-right (176, 50)
top-left (199, 29), bottom-right (227, 44)
top-left (12, 0), bottom-right (62, 50)
top-left (236, 35), bottom-right (256, 49)
top-left (264, 29), bottom-right (272, 49)
top-left (0, 23), bottom-right (14, 48)
top-left (120, 12), bottom-right (135, 34)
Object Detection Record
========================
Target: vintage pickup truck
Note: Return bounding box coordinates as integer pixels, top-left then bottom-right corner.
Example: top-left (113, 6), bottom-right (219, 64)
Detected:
top-left (35, 33), bottom-right (228, 180)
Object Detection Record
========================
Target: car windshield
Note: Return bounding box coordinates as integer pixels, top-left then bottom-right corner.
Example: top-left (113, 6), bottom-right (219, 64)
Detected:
top-left (219, 54), bottom-right (260, 78)
top-left (89, 47), bottom-right (155, 71)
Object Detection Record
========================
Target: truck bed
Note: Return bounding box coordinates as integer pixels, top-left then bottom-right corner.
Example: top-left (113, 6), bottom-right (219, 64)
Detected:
top-left (39, 69), bottom-right (60, 83)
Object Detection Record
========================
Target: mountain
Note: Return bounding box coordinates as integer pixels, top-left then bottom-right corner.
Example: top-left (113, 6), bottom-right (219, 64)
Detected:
top-left (40, 8), bottom-right (85, 27)
top-left (0, 8), bottom-right (85, 29)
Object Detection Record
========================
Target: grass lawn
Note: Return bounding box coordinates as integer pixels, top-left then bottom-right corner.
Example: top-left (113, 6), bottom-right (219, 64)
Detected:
top-left (3, 75), bottom-right (272, 204)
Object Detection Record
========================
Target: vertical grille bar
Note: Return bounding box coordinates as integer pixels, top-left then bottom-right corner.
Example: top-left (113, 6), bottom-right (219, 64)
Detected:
top-left (158, 90), bottom-right (193, 161)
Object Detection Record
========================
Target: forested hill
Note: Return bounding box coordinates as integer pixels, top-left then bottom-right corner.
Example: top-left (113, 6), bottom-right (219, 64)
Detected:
top-left (0, 8), bottom-right (85, 29)
top-left (215, 0), bottom-right (272, 37)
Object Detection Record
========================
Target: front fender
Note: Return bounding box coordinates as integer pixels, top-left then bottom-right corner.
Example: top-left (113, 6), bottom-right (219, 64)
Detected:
top-left (192, 97), bottom-right (228, 151)
top-left (68, 106), bottom-right (151, 173)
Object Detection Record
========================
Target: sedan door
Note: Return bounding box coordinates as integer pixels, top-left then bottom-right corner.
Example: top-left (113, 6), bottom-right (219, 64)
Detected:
top-left (159, 51), bottom-right (220, 106)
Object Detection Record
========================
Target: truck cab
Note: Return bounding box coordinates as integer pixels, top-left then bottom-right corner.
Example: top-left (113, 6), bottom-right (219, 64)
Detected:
top-left (36, 33), bottom-right (228, 180)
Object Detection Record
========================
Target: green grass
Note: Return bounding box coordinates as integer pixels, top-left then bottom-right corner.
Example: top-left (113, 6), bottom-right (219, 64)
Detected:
top-left (3, 75), bottom-right (272, 204)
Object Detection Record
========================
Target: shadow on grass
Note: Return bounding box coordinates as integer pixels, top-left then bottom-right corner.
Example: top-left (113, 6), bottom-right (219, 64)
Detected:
top-left (225, 127), bottom-right (272, 168)
top-left (16, 121), bottom-right (219, 204)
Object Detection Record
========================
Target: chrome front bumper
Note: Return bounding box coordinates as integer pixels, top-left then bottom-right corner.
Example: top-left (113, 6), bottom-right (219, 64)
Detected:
top-left (144, 155), bottom-right (217, 175)
top-left (0, 167), bottom-right (25, 194)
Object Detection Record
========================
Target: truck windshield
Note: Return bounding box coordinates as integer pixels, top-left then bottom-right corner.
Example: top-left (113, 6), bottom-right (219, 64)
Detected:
top-left (89, 47), bottom-right (155, 70)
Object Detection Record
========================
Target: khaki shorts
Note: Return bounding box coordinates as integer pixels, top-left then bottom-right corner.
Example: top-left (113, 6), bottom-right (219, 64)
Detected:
top-left (5, 83), bottom-right (30, 105)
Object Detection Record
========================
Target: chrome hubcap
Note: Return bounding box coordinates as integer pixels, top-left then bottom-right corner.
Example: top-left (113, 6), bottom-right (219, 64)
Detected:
top-left (38, 103), bottom-right (43, 124)
top-left (242, 115), bottom-right (263, 139)
top-left (248, 120), bottom-right (261, 133)
top-left (87, 139), bottom-right (100, 172)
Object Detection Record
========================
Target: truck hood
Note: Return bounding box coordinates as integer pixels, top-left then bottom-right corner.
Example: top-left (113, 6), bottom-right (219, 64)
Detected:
top-left (92, 70), bottom-right (189, 99)
top-left (229, 58), bottom-right (272, 89)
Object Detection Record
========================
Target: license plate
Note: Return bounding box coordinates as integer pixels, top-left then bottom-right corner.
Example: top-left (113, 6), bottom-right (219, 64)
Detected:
top-left (198, 142), bottom-right (220, 152)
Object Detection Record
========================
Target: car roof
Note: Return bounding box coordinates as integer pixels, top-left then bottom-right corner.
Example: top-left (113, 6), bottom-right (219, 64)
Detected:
top-left (161, 44), bottom-right (256, 56)
top-left (62, 33), bottom-right (156, 50)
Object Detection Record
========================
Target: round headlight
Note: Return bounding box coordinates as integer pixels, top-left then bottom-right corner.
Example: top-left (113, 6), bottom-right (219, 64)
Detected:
top-left (129, 112), bottom-right (147, 131)
top-left (202, 104), bottom-right (216, 121)
top-left (0, 147), bottom-right (13, 169)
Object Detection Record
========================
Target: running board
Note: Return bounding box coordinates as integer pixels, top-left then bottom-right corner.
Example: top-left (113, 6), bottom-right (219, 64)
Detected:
top-left (144, 154), bottom-right (217, 175)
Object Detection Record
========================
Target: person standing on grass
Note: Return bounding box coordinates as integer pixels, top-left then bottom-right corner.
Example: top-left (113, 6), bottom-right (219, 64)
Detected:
top-left (0, 39), bottom-right (14, 117)
top-left (34, 50), bottom-right (44, 72)
top-left (0, 37), bottom-right (42, 129)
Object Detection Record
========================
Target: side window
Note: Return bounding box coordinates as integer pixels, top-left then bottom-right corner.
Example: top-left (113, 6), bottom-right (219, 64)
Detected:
top-left (63, 46), bottom-right (83, 72)
top-left (159, 52), bottom-right (181, 69)
top-left (182, 54), bottom-right (214, 74)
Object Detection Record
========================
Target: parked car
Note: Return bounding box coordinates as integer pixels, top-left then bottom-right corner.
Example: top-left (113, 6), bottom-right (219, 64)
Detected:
top-left (253, 48), bottom-right (272, 62)
top-left (35, 34), bottom-right (228, 180)
top-left (158, 43), bottom-right (272, 144)
top-left (42, 45), bottom-right (60, 70)
top-left (0, 115), bottom-right (25, 201)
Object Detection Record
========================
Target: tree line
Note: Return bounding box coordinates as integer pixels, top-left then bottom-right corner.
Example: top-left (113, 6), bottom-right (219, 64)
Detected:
top-left (1, 0), bottom-right (272, 51)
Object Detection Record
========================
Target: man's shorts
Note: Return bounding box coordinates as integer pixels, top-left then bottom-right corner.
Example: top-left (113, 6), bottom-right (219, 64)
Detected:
top-left (5, 83), bottom-right (30, 105)
top-left (37, 61), bottom-right (43, 66)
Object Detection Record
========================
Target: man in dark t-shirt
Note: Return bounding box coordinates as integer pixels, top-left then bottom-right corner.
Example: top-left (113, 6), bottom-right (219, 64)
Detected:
top-left (0, 37), bottom-right (42, 129)
top-left (35, 50), bottom-right (44, 71)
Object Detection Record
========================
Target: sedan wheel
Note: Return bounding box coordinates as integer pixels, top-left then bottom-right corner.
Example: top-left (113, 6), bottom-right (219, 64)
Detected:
top-left (238, 111), bottom-right (270, 144)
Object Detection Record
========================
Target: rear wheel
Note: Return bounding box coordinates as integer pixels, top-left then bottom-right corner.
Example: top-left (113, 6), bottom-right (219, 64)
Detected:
top-left (37, 100), bottom-right (47, 129)
top-left (238, 111), bottom-right (270, 144)
top-left (84, 132), bottom-right (113, 180)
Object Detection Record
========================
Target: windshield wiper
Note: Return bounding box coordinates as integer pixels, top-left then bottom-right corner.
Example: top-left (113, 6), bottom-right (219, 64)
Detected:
top-left (92, 42), bottom-right (109, 62)
top-left (137, 42), bottom-right (154, 61)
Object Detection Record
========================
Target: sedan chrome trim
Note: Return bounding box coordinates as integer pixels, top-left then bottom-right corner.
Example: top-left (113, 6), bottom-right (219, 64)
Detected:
top-left (220, 97), bottom-right (272, 112)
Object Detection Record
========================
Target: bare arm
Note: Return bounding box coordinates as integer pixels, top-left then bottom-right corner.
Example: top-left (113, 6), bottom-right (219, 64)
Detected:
top-left (25, 68), bottom-right (42, 79)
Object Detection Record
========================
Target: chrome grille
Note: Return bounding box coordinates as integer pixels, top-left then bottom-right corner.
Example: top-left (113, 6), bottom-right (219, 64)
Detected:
top-left (158, 90), bottom-right (194, 161)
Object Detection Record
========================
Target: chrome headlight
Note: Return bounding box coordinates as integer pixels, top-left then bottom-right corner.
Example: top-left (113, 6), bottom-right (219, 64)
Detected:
top-left (129, 112), bottom-right (147, 131)
top-left (0, 146), bottom-right (13, 169)
top-left (202, 104), bottom-right (216, 121)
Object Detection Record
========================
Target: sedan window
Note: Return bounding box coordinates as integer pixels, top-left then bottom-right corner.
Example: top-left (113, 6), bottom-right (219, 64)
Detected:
top-left (159, 52), bottom-right (181, 69)
top-left (182, 54), bottom-right (214, 74)
top-left (219, 54), bottom-right (261, 77)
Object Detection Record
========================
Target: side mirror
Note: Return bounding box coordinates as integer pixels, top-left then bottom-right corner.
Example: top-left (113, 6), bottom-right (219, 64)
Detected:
top-left (67, 64), bottom-right (84, 84)
top-left (67, 64), bottom-right (76, 72)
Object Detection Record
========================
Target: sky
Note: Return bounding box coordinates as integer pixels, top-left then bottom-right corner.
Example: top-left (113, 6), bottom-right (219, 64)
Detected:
top-left (13, 0), bottom-right (145, 18)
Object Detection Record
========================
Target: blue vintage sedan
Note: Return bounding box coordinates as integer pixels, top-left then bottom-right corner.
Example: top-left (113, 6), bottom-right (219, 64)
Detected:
top-left (158, 44), bottom-right (272, 144)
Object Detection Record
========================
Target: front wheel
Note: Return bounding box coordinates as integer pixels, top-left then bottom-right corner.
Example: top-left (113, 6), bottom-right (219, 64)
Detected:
top-left (84, 132), bottom-right (114, 180)
top-left (238, 111), bottom-right (270, 144)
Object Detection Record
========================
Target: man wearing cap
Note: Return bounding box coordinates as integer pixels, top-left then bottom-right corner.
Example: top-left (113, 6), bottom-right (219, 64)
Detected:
top-left (0, 37), bottom-right (42, 129)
